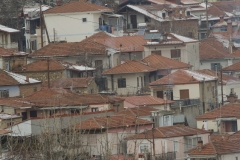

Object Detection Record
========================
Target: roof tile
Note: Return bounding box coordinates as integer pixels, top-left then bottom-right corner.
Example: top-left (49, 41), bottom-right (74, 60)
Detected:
top-left (44, 1), bottom-right (112, 14)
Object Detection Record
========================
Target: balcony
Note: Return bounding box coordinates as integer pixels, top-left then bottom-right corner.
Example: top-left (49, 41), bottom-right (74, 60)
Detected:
top-left (171, 99), bottom-right (200, 108)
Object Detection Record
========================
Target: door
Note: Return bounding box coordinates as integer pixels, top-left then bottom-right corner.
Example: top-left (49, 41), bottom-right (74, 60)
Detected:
top-left (157, 91), bottom-right (163, 98)
top-left (130, 15), bottom-right (137, 29)
top-left (180, 89), bottom-right (189, 99)
top-left (22, 112), bottom-right (27, 121)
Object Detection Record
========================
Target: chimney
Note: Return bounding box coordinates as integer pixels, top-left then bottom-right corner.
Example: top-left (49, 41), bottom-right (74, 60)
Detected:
top-left (26, 76), bottom-right (29, 82)
top-left (219, 16), bottom-right (224, 23)
top-left (227, 89), bottom-right (238, 103)
top-left (197, 140), bottom-right (203, 151)
top-left (56, 0), bottom-right (61, 6)
top-left (227, 20), bottom-right (232, 34)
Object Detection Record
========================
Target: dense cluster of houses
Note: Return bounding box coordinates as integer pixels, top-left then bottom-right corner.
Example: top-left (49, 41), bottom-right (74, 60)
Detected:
top-left (0, 0), bottom-right (240, 159)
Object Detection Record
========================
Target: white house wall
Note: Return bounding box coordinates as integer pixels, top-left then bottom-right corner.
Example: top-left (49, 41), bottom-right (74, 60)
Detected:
top-left (173, 84), bottom-right (200, 100)
top-left (0, 86), bottom-right (20, 97)
top-left (106, 72), bottom-right (150, 95)
top-left (221, 153), bottom-right (240, 160)
top-left (44, 12), bottom-right (102, 43)
top-left (199, 59), bottom-right (230, 70)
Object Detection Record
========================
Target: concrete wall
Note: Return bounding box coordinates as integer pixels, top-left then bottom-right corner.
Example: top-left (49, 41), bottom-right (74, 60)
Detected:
top-left (173, 84), bottom-right (200, 100)
top-left (197, 119), bottom-right (218, 132)
top-left (106, 72), bottom-right (150, 95)
top-left (0, 56), bottom-right (27, 71)
top-left (144, 42), bottom-right (200, 70)
top-left (44, 12), bottom-right (102, 42)
top-left (221, 153), bottom-right (240, 160)
top-left (0, 86), bottom-right (20, 97)
top-left (19, 83), bottom-right (42, 97)
top-left (200, 59), bottom-right (231, 70)
top-left (127, 133), bottom-right (209, 159)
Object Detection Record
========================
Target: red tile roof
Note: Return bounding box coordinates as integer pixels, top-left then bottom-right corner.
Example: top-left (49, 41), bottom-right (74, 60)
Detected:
top-left (210, 134), bottom-right (230, 142)
top-left (196, 69), bottom-right (240, 85)
top-left (187, 140), bottom-right (240, 156)
top-left (103, 54), bottom-right (192, 75)
top-left (44, 77), bottom-right (94, 89)
top-left (24, 88), bottom-right (110, 107)
top-left (116, 106), bottom-right (159, 117)
top-left (28, 32), bottom-right (110, 58)
top-left (229, 131), bottom-right (240, 140)
top-left (141, 54), bottom-right (191, 69)
top-left (0, 98), bottom-right (34, 108)
top-left (149, 69), bottom-right (216, 86)
top-left (14, 59), bottom-right (65, 72)
top-left (96, 36), bottom-right (146, 52)
top-left (0, 47), bottom-right (14, 56)
top-left (44, 1), bottom-right (112, 14)
top-left (196, 103), bottom-right (240, 120)
top-left (103, 60), bottom-right (156, 75)
top-left (73, 114), bottom-right (153, 130)
top-left (124, 95), bottom-right (174, 106)
top-left (125, 125), bottom-right (210, 140)
top-left (0, 129), bottom-right (11, 135)
top-left (222, 61), bottom-right (240, 72)
top-left (199, 37), bottom-right (230, 60)
top-left (211, 1), bottom-right (240, 13)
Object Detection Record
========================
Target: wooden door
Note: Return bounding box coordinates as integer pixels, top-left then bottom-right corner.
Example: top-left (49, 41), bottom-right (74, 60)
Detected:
top-left (130, 15), bottom-right (137, 29)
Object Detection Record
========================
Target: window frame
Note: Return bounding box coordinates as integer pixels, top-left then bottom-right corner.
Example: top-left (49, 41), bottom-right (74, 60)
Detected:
top-left (173, 140), bottom-right (179, 152)
top-left (118, 78), bottom-right (126, 88)
top-left (82, 18), bottom-right (87, 23)
top-left (171, 49), bottom-right (181, 58)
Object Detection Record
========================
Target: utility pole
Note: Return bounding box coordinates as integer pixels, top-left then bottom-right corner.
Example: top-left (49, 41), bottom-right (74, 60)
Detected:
top-left (40, 1), bottom-right (43, 48)
top-left (205, 0), bottom-right (209, 37)
top-left (220, 66), bottom-right (224, 105)
top-left (151, 113), bottom-right (156, 160)
top-left (53, 28), bottom-right (56, 43)
top-left (47, 57), bottom-right (50, 88)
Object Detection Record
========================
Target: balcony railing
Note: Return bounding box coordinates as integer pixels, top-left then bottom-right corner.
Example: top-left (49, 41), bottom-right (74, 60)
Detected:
top-left (171, 98), bottom-right (200, 108)
top-left (97, 25), bottom-right (123, 33)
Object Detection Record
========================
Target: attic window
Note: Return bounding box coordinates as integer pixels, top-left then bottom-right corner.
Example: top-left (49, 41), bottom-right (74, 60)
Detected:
top-left (162, 12), bottom-right (166, 19)
top-left (186, 11), bottom-right (191, 16)
top-left (145, 16), bottom-right (151, 22)
top-left (82, 18), bottom-right (87, 22)
top-left (0, 90), bottom-right (9, 98)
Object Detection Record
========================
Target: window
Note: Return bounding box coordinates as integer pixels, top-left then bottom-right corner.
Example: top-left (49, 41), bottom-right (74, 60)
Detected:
top-left (144, 16), bottom-right (151, 23)
top-left (211, 63), bottom-right (221, 71)
top-left (0, 90), bottom-right (9, 98)
top-left (82, 18), bottom-right (87, 22)
top-left (7, 122), bottom-right (14, 127)
top-left (151, 50), bottom-right (161, 55)
top-left (186, 11), bottom-right (191, 16)
top-left (171, 49), bottom-right (181, 59)
top-left (5, 60), bottom-right (10, 71)
top-left (173, 141), bottom-right (178, 152)
top-left (157, 91), bottom-right (163, 98)
top-left (180, 89), bottom-right (189, 99)
top-left (164, 115), bottom-right (169, 122)
top-left (140, 143), bottom-right (149, 153)
top-left (137, 77), bottom-right (139, 87)
top-left (33, 87), bottom-right (37, 92)
top-left (91, 108), bottom-right (98, 112)
top-left (118, 78), bottom-right (126, 88)
top-left (95, 60), bottom-right (103, 70)
top-left (162, 12), bottom-right (166, 19)
top-left (220, 26), bottom-right (227, 32)
top-left (188, 32), bottom-right (193, 38)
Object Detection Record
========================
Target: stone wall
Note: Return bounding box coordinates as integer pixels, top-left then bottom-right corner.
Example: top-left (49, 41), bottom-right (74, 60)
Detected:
top-left (19, 83), bottom-right (42, 97)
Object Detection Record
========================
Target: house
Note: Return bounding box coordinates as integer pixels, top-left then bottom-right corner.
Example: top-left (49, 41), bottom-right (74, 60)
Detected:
top-left (117, 4), bottom-right (199, 39)
top-left (186, 138), bottom-right (240, 160)
top-left (0, 88), bottom-right (119, 121)
top-left (5, 109), bottom-right (115, 136)
top-left (196, 103), bottom-right (240, 133)
top-left (199, 36), bottom-right (235, 70)
top-left (125, 125), bottom-right (210, 160)
top-left (116, 106), bottom-right (175, 127)
top-left (45, 77), bottom-right (98, 94)
top-left (0, 24), bottom-right (19, 49)
top-left (103, 54), bottom-right (191, 95)
top-left (22, 4), bottom-right (51, 53)
top-left (143, 32), bottom-right (200, 70)
top-left (149, 69), bottom-right (218, 111)
top-left (197, 69), bottom-right (240, 104)
top-left (43, 1), bottom-right (124, 43)
top-left (123, 95), bottom-right (173, 110)
top-left (0, 47), bottom-right (28, 71)
top-left (222, 61), bottom-right (240, 78)
top-left (0, 113), bottom-right (22, 129)
top-left (69, 114), bottom-right (153, 157)
top-left (0, 69), bottom-right (41, 98)
top-left (13, 59), bottom-right (95, 81)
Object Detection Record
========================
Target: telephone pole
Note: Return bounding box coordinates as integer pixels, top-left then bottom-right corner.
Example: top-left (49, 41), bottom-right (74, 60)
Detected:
top-left (220, 66), bottom-right (223, 105)
top-left (205, 0), bottom-right (209, 37)
top-left (40, 1), bottom-right (43, 48)
top-left (47, 58), bottom-right (50, 88)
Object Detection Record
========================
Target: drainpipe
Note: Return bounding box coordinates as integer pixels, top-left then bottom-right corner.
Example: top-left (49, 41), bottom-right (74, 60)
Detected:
top-left (202, 78), bottom-right (205, 113)
top-left (111, 75), bottom-right (114, 91)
